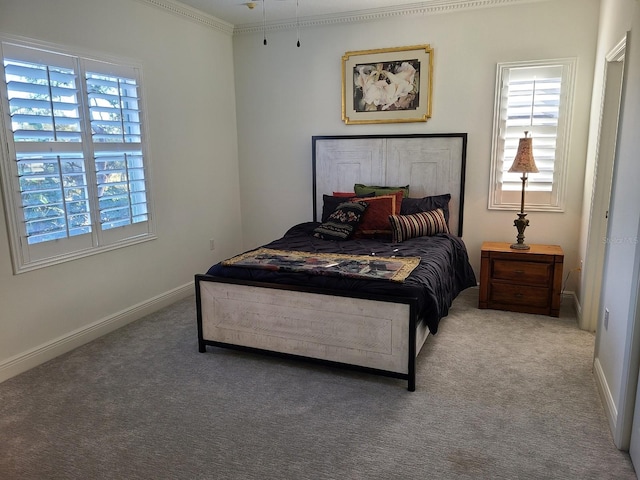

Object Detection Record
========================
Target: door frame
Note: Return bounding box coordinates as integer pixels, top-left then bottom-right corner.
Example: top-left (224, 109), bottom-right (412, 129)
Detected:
top-left (581, 37), bottom-right (626, 334)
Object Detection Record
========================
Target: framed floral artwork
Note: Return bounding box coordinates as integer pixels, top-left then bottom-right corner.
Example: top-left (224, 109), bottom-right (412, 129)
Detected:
top-left (341, 44), bottom-right (433, 124)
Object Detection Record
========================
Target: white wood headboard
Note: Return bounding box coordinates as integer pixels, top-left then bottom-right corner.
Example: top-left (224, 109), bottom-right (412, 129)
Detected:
top-left (312, 134), bottom-right (468, 237)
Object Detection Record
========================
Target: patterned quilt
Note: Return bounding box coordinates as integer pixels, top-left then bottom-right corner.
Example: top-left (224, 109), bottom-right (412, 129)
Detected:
top-left (222, 247), bottom-right (420, 283)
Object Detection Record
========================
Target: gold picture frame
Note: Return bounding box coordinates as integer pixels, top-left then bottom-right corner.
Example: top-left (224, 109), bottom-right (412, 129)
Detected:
top-left (342, 44), bottom-right (433, 125)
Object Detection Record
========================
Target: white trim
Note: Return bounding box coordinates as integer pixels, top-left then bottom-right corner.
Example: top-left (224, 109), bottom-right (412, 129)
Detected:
top-left (11, 235), bottom-right (158, 274)
top-left (594, 357), bottom-right (618, 442)
top-left (562, 290), bottom-right (580, 317)
top-left (234, 0), bottom-right (551, 34)
top-left (136, 0), bottom-right (550, 35)
top-left (581, 36), bottom-right (626, 332)
top-left (135, 0), bottom-right (234, 34)
top-left (0, 33), bottom-right (147, 72)
top-left (573, 291), bottom-right (584, 327)
top-left (0, 282), bottom-right (193, 384)
top-left (606, 36), bottom-right (627, 62)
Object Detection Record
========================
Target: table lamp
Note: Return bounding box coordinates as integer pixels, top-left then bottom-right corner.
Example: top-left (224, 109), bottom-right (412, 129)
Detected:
top-left (508, 131), bottom-right (538, 250)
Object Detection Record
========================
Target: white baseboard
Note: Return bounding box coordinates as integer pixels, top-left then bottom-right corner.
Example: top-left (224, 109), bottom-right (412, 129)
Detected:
top-left (563, 289), bottom-right (577, 308)
top-left (561, 289), bottom-right (577, 310)
top-left (0, 282), bottom-right (194, 384)
top-left (572, 291), bottom-right (583, 320)
top-left (594, 356), bottom-right (618, 443)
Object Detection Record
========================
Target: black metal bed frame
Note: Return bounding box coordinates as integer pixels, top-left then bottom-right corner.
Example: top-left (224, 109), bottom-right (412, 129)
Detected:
top-left (195, 274), bottom-right (421, 391)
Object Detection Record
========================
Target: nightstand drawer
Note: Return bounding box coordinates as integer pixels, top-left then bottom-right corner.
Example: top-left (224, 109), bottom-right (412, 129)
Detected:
top-left (489, 283), bottom-right (550, 308)
top-left (492, 260), bottom-right (552, 286)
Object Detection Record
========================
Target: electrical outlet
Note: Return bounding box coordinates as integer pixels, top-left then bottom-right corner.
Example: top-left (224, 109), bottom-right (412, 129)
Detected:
top-left (604, 308), bottom-right (610, 329)
top-left (209, 239), bottom-right (215, 251)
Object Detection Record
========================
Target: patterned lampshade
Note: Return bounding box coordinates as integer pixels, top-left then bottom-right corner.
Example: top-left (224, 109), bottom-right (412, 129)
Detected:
top-left (508, 132), bottom-right (539, 174)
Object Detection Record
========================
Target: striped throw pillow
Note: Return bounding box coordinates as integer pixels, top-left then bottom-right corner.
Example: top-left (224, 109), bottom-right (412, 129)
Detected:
top-left (388, 208), bottom-right (449, 243)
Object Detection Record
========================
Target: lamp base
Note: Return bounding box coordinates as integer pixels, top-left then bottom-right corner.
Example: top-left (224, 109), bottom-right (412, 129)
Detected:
top-left (510, 212), bottom-right (530, 250)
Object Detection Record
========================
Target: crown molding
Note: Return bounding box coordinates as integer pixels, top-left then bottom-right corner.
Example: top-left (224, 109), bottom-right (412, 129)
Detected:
top-left (137, 0), bottom-right (549, 37)
top-left (234, 0), bottom-right (551, 35)
top-left (136, 0), bottom-right (234, 35)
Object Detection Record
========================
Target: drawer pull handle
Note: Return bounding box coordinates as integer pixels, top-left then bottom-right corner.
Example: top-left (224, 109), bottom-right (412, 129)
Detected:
top-left (514, 293), bottom-right (524, 298)
top-left (514, 270), bottom-right (525, 274)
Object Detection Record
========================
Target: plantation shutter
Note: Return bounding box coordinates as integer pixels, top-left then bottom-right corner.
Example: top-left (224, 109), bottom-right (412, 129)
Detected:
top-left (489, 58), bottom-right (575, 211)
top-left (0, 38), bottom-right (155, 272)
top-left (83, 60), bottom-right (150, 242)
top-left (1, 43), bottom-right (93, 261)
top-left (500, 65), bottom-right (562, 193)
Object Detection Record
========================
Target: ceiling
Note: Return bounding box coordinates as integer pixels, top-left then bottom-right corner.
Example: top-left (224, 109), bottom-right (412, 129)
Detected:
top-left (174, 0), bottom-right (455, 27)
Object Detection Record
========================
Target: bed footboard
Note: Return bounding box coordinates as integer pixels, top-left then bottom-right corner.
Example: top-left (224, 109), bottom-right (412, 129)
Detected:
top-left (195, 275), bottom-right (424, 391)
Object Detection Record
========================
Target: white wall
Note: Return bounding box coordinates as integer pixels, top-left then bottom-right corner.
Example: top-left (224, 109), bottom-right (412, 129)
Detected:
top-left (0, 0), bottom-right (242, 380)
top-left (590, 0), bottom-right (640, 450)
top-left (233, 0), bottom-right (599, 287)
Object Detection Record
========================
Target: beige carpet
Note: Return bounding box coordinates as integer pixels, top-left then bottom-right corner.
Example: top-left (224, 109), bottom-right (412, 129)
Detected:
top-left (0, 287), bottom-right (636, 479)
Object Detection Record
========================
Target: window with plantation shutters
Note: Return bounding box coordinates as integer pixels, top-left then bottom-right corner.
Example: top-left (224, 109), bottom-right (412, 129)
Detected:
top-left (84, 67), bottom-right (149, 235)
top-left (0, 37), bottom-right (155, 273)
top-left (489, 59), bottom-right (576, 211)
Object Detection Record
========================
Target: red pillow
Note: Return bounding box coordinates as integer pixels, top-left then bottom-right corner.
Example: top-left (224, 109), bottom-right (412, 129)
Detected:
top-left (386, 190), bottom-right (404, 208)
top-left (332, 191), bottom-right (357, 197)
top-left (350, 194), bottom-right (400, 237)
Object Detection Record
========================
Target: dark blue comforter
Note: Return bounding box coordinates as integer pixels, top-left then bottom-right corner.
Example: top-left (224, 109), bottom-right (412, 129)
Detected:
top-left (206, 222), bottom-right (476, 334)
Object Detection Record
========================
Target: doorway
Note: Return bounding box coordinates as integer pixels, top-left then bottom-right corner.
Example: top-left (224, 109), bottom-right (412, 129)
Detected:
top-left (581, 38), bottom-right (626, 334)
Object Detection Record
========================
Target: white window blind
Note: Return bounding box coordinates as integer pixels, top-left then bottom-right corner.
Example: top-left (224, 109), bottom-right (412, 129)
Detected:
top-left (0, 37), bottom-right (155, 273)
top-left (85, 68), bottom-right (149, 233)
top-left (489, 59), bottom-right (576, 211)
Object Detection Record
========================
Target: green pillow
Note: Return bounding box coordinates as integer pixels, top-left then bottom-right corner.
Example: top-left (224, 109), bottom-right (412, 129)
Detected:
top-left (354, 183), bottom-right (410, 198)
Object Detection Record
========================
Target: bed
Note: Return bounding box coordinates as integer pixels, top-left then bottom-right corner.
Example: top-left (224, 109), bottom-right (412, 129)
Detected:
top-left (195, 134), bottom-right (476, 391)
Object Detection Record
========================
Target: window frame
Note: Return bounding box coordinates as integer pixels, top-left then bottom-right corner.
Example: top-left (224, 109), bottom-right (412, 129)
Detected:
top-left (0, 35), bottom-right (156, 274)
top-left (488, 58), bottom-right (577, 212)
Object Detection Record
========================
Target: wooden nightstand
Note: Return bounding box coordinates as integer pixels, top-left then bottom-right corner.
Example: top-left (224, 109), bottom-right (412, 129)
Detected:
top-left (479, 241), bottom-right (564, 317)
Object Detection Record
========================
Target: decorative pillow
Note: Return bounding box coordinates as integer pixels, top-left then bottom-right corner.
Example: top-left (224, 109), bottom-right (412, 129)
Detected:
top-left (321, 193), bottom-right (373, 223)
top-left (388, 208), bottom-right (449, 243)
top-left (351, 194), bottom-right (401, 238)
top-left (332, 191), bottom-right (358, 197)
top-left (313, 201), bottom-right (368, 240)
top-left (400, 193), bottom-right (451, 225)
top-left (354, 183), bottom-right (410, 198)
top-left (386, 190), bottom-right (405, 210)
